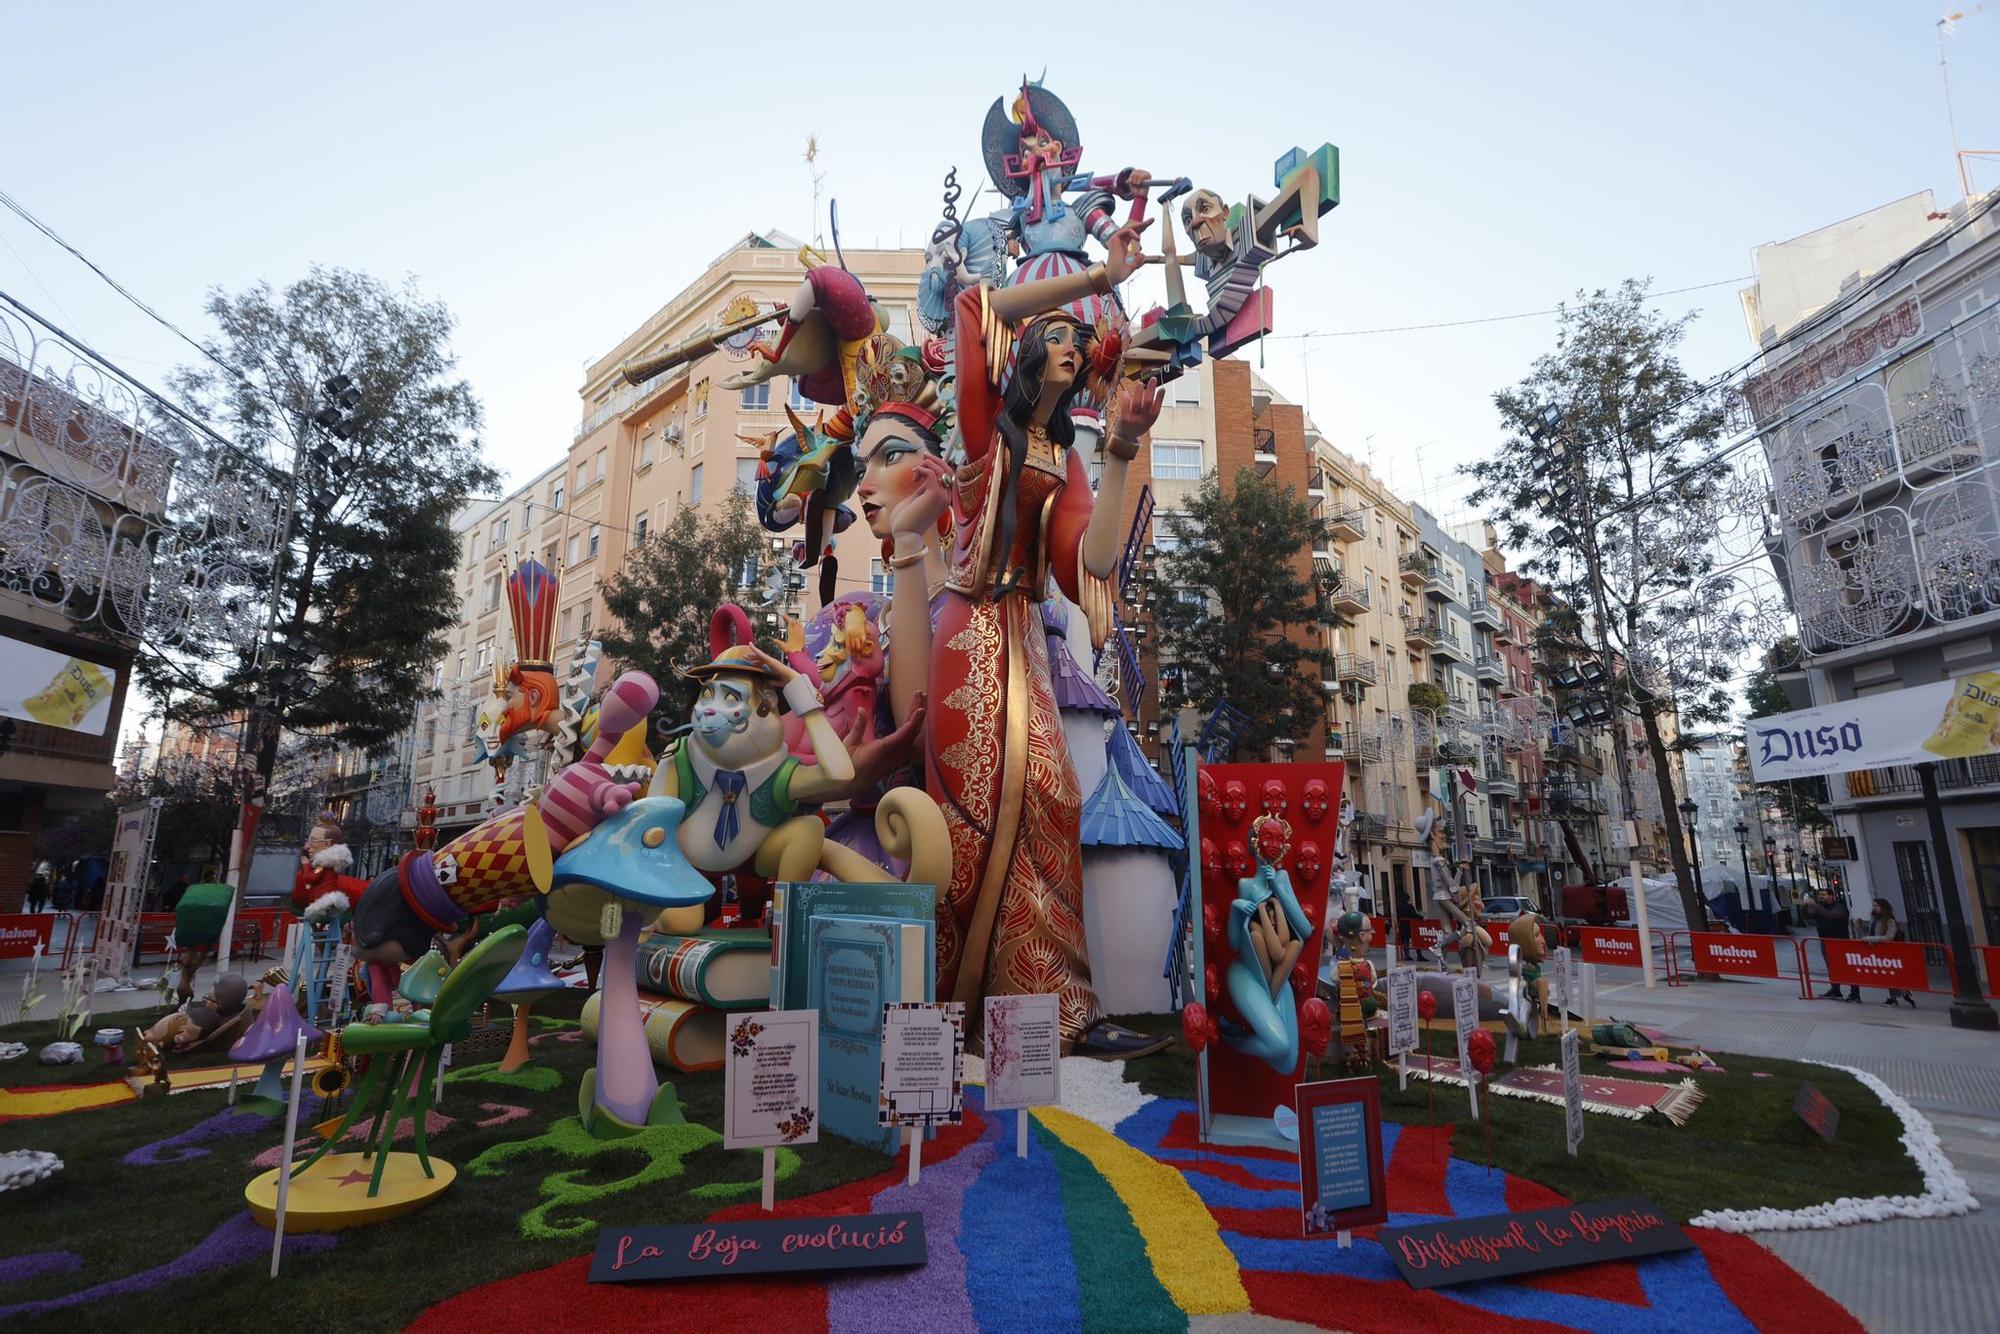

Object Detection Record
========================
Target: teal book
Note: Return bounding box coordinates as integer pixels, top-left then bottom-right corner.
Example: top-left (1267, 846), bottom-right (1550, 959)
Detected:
top-left (807, 912), bottom-right (934, 1151)
top-left (769, 880), bottom-right (935, 1011)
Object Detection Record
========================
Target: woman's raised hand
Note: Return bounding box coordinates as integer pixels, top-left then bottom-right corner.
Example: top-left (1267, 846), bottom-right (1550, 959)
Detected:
top-left (1104, 219), bottom-right (1153, 286)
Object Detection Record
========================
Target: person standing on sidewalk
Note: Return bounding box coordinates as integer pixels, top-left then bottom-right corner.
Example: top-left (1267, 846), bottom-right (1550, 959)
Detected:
top-left (25, 868), bottom-right (48, 913)
top-left (1863, 898), bottom-right (1917, 1008)
top-left (1392, 885), bottom-right (1418, 962)
top-left (1801, 886), bottom-right (1859, 1001)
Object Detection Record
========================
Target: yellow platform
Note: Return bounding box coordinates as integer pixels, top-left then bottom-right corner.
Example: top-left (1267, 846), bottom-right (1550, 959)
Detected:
top-left (244, 1151), bottom-right (456, 1232)
top-left (126, 1056), bottom-right (330, 1098)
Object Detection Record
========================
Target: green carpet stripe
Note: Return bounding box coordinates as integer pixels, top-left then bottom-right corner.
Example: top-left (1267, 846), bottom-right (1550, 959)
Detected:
top-left (1035, 1120), bottom-right (1188, 1334)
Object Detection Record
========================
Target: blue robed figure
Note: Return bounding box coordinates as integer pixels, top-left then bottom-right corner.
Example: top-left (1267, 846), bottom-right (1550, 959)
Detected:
top-left (1224, 815), bottom-right (1315, 1072)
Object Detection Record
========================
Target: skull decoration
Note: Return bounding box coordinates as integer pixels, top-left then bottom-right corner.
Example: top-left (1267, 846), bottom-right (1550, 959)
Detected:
top-left (1260, 778), bottom-right (1288, 817)
top-left (1300, 778), bottom-right (1331, 824)
top-left (1225, 840), bottom-right (1255, 880)
top-left (1198, 769), bottom-right (1221, 821)
top-left (1200, 837), bottom-right (1223, 884)
top-left (1221, 780), bottom-right (1250, 824)
top-left (1296, 839), bottom-right (1323, 886)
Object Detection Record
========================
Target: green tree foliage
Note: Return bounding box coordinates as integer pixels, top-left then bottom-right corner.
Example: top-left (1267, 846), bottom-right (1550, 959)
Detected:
top-left (598, 493), bottom-right (767, 723)
top-left (1406, 681), bottom-right (1448, 715)
top-left (1150, 469), bottom-right (1337, 758)
top-left (1745, 635), bottom-right (1830, 829)
top-left (1466, 280), bottom-right (1734, 924)
top-left (143, 268), bottom-right (494, 760)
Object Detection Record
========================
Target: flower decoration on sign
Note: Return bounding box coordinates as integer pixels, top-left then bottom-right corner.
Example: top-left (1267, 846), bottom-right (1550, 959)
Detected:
top-left (729, 1017), bottom-right (765, 1058)
top-left (776, 1105), bottom-right (816, 1143)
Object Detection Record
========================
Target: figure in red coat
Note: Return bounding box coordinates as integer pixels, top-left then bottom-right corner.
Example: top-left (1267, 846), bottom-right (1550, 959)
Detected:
top-left (293, 813), bottom-right (368, 923)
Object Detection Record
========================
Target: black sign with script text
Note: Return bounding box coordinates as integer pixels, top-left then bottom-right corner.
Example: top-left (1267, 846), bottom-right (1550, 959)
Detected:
top-left (588, 1213), bottom-right (927, 1283)
top-left (1793, 1083), bottom-right (1840, 1143)
top-left (1378, 1196), bottom-right (1692, 1289)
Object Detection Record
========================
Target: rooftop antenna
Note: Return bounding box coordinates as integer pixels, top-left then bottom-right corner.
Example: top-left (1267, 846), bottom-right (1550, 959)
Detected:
top-left (805, 134), bottom-right (827, 248)
top-left (1938, 7), bottom-right (1997, 199)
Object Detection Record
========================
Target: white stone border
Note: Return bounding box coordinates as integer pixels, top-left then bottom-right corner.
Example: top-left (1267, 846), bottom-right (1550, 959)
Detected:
top-left (1691, 1061), bottom-right (1981, 1233)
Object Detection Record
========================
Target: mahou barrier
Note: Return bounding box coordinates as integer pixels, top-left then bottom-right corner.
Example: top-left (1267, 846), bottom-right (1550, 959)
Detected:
top-left (1679, 930), bottom-right (1810, 999)
top-left (1983, 946), bottom-right (2000, 999)
top-left (1570, 925), bottom-right (1681, 985)
top-left (0, 912), bottom-right (56, 960)
top-left (1806, 937), bottom-right (1948, 995)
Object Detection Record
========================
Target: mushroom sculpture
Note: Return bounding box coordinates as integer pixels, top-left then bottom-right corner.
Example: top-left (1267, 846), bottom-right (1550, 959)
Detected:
top-left (229, 979), bottom-right (325, 1116)
top-left (492, 917), bottom-right (568, 1074)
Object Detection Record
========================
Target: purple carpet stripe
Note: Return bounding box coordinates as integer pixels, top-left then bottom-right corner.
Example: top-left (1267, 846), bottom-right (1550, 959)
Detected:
top-left (0, 1213), bottom-right (334, 1318)
top-left (0, 1252), bottom-right (82, 1284)
top-left (122, 1108), bottom-right (271, 1166)
top-left (825, 1112), bottom-right (998, 1334)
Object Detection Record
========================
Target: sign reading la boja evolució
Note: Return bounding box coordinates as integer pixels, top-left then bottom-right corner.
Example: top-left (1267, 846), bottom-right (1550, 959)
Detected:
top-left (588, 1214), bottom-right (927, 1283)
top-left (1746, 674), bottom-right (2000, 782)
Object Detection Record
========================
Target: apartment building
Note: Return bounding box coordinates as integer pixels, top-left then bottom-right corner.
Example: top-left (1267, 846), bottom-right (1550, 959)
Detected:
top-left (1748, 188), bottom-right (2000, 948)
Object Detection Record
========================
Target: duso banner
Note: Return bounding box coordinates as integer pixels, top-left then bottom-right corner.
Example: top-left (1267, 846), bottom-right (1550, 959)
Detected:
top-left (1746, 674), bottom-right (2000, 782)
top-left (0, 635), bottom-right (118, 735)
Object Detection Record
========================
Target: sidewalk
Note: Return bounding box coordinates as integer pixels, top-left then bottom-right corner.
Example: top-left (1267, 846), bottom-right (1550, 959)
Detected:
top-left (1590, 965), bottom-right (2000, 1334)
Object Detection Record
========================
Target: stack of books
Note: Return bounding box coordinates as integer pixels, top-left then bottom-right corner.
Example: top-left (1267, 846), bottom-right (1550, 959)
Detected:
top-left (580, 927), bottom-right (771, 1072)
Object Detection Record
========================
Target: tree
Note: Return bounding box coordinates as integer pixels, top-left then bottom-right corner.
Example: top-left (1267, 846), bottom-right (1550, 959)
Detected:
top-left (599, 492), bottom-right (767, 723)
top-left (141, 268), bottom-right (494, 827)
top-left (1151, 468), bottom-right (1338, 759)
top-left (1465, 280), bottom-right (1735, 927)
top-left (1744, 635), bottom-right (1830, 830)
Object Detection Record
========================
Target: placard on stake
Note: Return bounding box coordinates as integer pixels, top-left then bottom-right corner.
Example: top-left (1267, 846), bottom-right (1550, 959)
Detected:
top-left (1451, 973), bottom-right (1480, 1119)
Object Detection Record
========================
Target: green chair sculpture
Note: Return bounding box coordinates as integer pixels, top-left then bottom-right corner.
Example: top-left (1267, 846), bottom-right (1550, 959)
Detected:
top-left (246, 924), bottom-right (527, 1231)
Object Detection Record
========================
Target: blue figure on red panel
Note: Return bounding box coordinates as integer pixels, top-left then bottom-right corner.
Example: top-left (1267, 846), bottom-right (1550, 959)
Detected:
top-left (1224, 815), bottom-right (1315, 1072)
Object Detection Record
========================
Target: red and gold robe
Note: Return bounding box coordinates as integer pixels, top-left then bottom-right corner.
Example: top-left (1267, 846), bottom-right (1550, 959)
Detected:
top-left (926, 286), bottom-right (1116, 1043)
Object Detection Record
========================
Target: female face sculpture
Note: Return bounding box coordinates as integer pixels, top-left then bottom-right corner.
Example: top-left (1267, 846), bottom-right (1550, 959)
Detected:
top-left (854, 413), bottom-right (943, 542)
top-left (1296, 840), bottom-right (1323, 885)
top-left (1221, 780), bottom-right (1250, 824)
top-left (1260, 779), bottom-right (1288, 817)
top-left (1198, 769), bottom-right (1221, 821)
top-left (1300, 778), bottom-right (1330, 824)
top-left (1225, 840), bottom-right (1254, 880)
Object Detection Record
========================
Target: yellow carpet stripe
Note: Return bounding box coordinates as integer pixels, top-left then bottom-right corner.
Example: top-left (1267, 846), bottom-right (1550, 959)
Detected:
top-left (0, 1081), bottom-right (137, 1119)
top-left (1034, 1105), bottom-right (1251, 1316)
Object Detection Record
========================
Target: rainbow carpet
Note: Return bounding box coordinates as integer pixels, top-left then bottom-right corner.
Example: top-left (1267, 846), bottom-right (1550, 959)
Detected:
top-left (413, 1064), bottom-right (1856, 1333)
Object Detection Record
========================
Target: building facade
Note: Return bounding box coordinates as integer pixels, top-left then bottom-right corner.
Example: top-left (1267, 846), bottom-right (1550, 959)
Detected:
top-left (1747, 188), bottom-right (2000, 947)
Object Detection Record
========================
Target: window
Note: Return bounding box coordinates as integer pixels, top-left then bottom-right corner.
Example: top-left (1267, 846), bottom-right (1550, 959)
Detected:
top-left (552, 482), bottom-right (565, 512)
top-left (588, 524), bottom-right (601, 558)
top-left (559, 606), bottom-right (574, 641)
top-left (1167, 373), bottom-right (1201, 406)
top-left (580, 607), bottom-right (592, 638)
top-left (689, 463), bottom-right (704, 504)
top-left (694, 378), bottom-right (710, 419)
top-left (567, 534), bottom-right (580, 565)
top-left (489, 514), bottom-right (509, 546)
top-left (871, 559), bottom-right (895, 596)
top-left (455, 651), bottom-right (465, 680)
top-left (740, 383), bottom-right (771, 411)
top-left (476, 639), bottom-right (494, 669)
top-left (787, 381), bottom-right (809, 410)
top-left (482, 573), bottom-right (503, 613)
top-left (1152, 441), bottom-right (1204, 480)
top-left (423, 718), bottom-right (437, 755)
top-left (635, 513), bottom-right (649, 545)
top-left (594, 450), bottom-right (606, 482)
top-left (640, 432), bottom-right (656, 467)
top-left (544, 543), bottom-right (558, 570)
top-left (575, 463), bottom-right (588, 494)
top-left (736, 457), bottom-right (760, 494)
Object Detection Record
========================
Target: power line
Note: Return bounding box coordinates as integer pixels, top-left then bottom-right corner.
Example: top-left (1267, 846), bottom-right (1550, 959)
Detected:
top-left (0, 187), bottom-right (244, 387)
top-left (1273, 277), bottom-right (1752, 340)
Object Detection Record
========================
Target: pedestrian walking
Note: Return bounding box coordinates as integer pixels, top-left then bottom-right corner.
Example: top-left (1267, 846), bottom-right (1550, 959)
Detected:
top-left (53, 863), bottom-right (76, 912)
top-left (1800, 886), bottom-right (1859, 1001)
top-left (1392, 886), bottom-right (1418, 961)
top-left (26, 869), bottom-right (48, 913)
top-left (1864, 898), bottom-right (1916, 1008)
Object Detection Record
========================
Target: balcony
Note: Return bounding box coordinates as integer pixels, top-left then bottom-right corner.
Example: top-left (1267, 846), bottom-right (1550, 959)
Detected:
top-left (1398, 551), bottom-right (1430, 588)
top-left (1253, 426), bottom-right (1277, 477)
top-left (1328, 572), bottom-right (1371, 615)
top-left (1846, 756), bottom-right (2000, 799)
top-left (1429, 629), bottom-right (1468, 662)
top-left (1544, 781), bottom-right (1603, 815)
top-left (1402, 614), bottom-right (1446, 649)
top-left (1350, 732), bottom-right (1384, 763)
top-left (1467, 594), bottom-right (1502, 629)
top-left (1351, 813), bottom-right (1390, 841)
top-left (1325, 504), bottom-right (1369, 543)
top-left (1484, 765), bottom-right (1519, 797)
top-left (1473, 653), bottom-right (1505, 682)
top-left (1307, 468), bottom-right (1327, 498)
top-left (1335, 653), bottom-right (1377, 687)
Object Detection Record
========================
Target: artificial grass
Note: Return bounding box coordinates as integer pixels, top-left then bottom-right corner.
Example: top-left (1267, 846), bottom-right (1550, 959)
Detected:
top-left (0, 1000), bottom-right (1929, 1332)
top-left (1112, 1013), bottom-right (1926, 1225)
top-left (0, 992), bottom-right (893, 1334)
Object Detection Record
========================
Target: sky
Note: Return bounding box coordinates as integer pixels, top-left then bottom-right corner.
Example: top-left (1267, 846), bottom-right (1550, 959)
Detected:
top-left (4, 0), bottom-right (1997, 543)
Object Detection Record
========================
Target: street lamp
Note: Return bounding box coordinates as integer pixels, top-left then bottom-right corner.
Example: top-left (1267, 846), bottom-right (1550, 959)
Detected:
top-left (1678, 798), bottom-right (1705, 909)
top-left (1735, 821), bottom-right (1761, 932)
top-left (1784, 844), bottom-right (1800, 901)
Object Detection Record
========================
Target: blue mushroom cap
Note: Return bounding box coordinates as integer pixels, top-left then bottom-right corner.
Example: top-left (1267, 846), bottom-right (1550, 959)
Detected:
top-left (549, 796), bottom-right (712, 908)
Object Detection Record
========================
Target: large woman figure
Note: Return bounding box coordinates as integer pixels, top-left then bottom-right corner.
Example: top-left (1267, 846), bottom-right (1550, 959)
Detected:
top-left (928, 225), bottom-right (1161, 1048)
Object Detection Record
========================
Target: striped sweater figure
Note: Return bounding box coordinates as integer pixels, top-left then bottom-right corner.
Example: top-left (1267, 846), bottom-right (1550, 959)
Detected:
top-left (351, 671), bottom-right (659, 966)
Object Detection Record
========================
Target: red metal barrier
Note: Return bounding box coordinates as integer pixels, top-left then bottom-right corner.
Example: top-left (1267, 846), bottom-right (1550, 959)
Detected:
top-left (1570, 924), bottom-right (1681, 985)
top-left (0, 912), bottom-right (57, 960)
top-left (1802, 937), bottom-right (1955, 995)
top-left (58, 911), bottom-right (92, 969)
top-left (1678, 930), bottom-right (1811, 999)
top-left (1982, 945), bottom-right (2000, 999)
